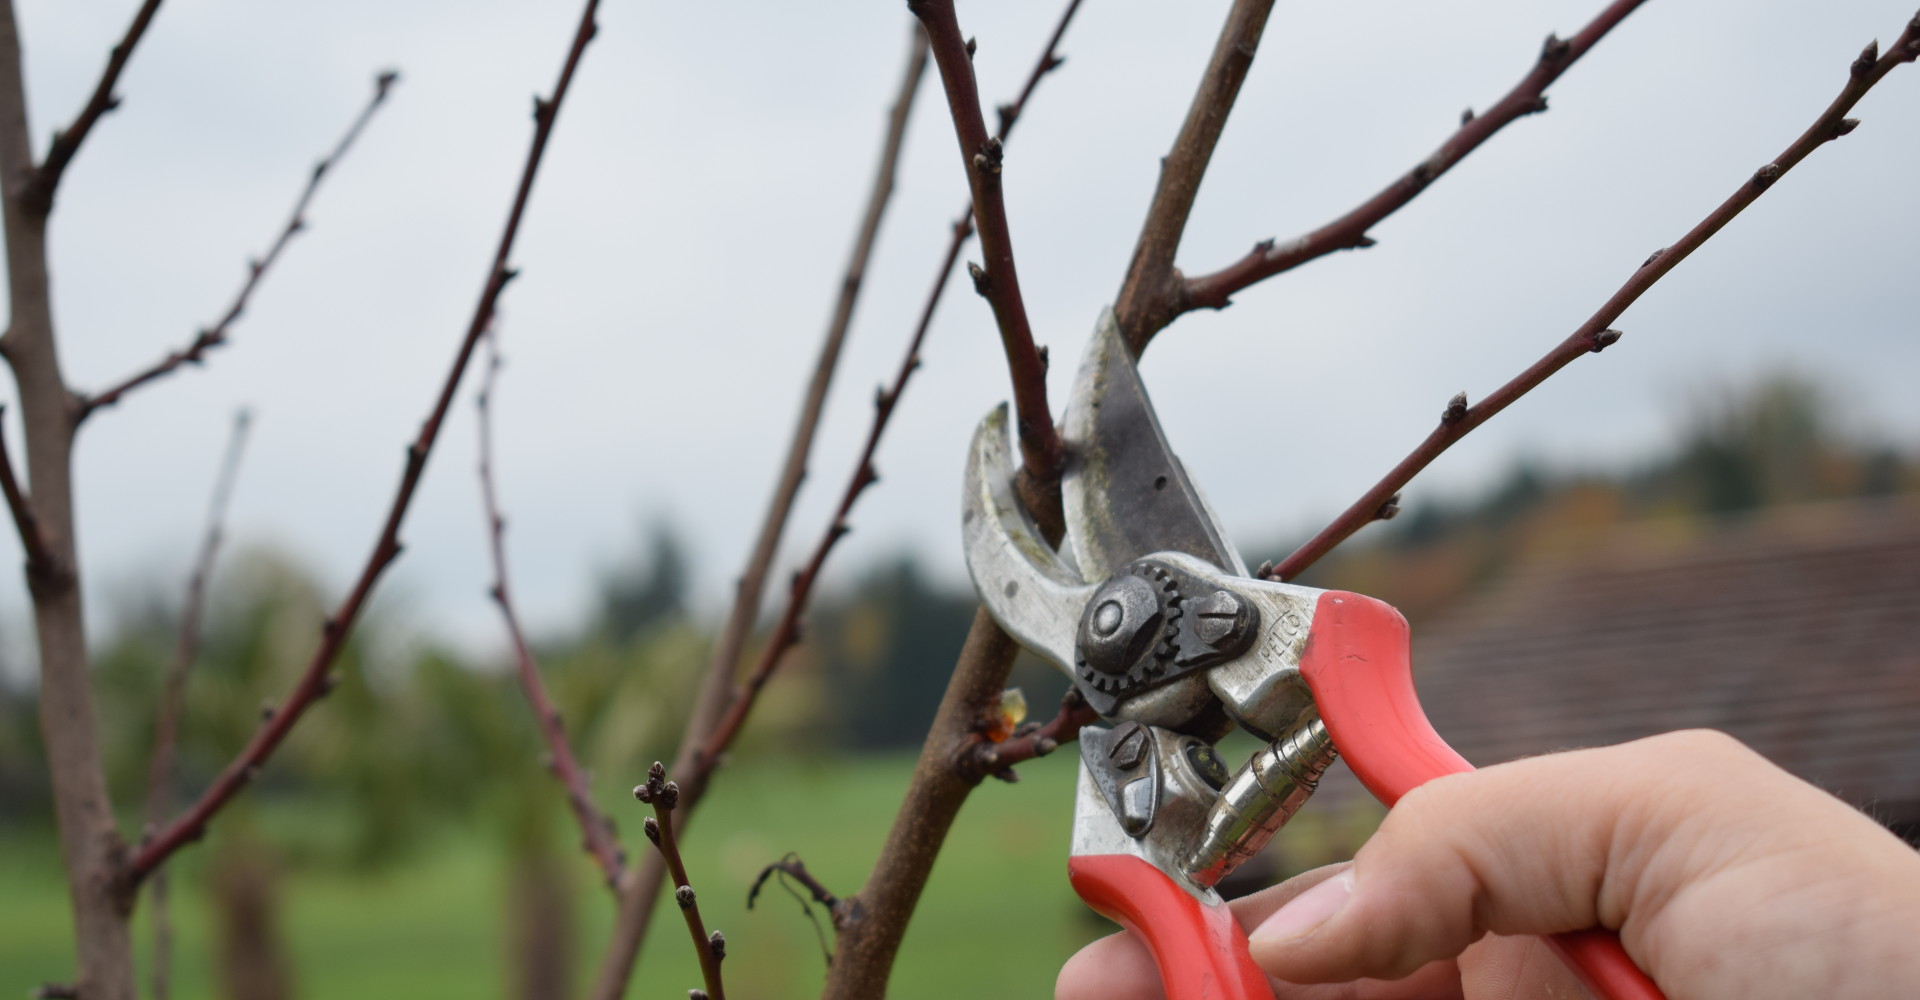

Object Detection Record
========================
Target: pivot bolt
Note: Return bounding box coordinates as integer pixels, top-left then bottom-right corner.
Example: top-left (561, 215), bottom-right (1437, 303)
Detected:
top-left (1109, 720), bottom-right (1148, 770)
top-left (1194, 589), bottom-right (1251, 649)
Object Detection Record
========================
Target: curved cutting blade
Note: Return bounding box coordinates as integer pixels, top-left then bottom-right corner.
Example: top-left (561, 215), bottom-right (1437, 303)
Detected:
top-left (1062, 309), bottom-right (1247, 582)
top-left (961, 403), bottom-right (1095, 676)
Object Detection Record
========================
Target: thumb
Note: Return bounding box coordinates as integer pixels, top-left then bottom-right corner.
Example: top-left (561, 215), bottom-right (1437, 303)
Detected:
top-left (1243, 730), bottom-right (1920, 996)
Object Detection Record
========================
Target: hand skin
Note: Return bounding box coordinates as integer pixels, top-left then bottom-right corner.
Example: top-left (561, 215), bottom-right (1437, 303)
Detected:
top-left (1057, 730), bottom-right (1920, 1000)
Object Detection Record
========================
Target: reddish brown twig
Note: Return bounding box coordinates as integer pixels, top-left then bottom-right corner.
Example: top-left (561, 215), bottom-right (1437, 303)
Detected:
top-left (635, 765), bottom-right (726, 1000)
top-left (748, 853), bottom-right (844, 926)
top-left (956, 688), bottom-right (1096, 781)
top-left (123, 0), bottom-right (603, 886)
top-left (478, 328), bottom-right (626, 888)
top-left (140, 407), bottom-right (251, 1000)
top-left (17, 0), bottom-right (163, 216)
top-left (909, 0), bottom-right (1063, 484)
top-left (586, 27), bottom-right (932, 998)
top-left (1177, 0), bottom-right (1650, 340)
top-left (0, 404), bottom-right (66, 590)
top-left (81, 70), bottom-right (398, 420)
top-left (1262, 15), bottom-right (1920, 583)
top-left (694, 209), bottom-right (948, 774)
top-left (676, 0), bottom-right (1087, 764)
top-left (748, 853), bottom-right (844, 967)
top-left (1113, 0), bottom-right (1278, 355)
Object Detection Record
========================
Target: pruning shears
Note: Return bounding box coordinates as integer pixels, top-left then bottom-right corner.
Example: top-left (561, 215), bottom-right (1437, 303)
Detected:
top-left (962, 311), bottom-right (1664, 1000)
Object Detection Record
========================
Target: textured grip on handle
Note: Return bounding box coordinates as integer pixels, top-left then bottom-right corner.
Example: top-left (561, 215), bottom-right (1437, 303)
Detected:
top-left (1297, 591), bottom-right (1666, 1000)
top-left (1068, 853), bottom-right (1274, 1000)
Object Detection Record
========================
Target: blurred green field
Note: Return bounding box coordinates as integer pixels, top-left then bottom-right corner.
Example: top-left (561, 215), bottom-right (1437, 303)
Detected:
top-left (2, 752), bottom-right (1121, 999)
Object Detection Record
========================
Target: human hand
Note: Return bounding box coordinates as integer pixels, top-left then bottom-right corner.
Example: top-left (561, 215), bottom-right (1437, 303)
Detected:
top-left (1057, 730), bottom-right (1920, 999)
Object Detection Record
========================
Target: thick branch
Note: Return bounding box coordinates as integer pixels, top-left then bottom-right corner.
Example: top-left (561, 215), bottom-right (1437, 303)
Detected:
top-left (822, 609), bottom-right (1026, 998)
top-left (585, 25), bottom-right (929, 998)
top-left (139, 408), bottom-right (249, 1000)
top-left (124, 0), bottom-right (603, 885)
top-left (1264, 16), bottom-right (1920, 582)
top-left (477, 330), bottom-right (626, 888)
top-left (1178, 0), bottom-right (1650, 333)
top-left (81, 70), bottom-right (398, 419)
top-left (909, 0), bottom-right (1063, 482)
top-left (18, 0), bottom-right (163, 216)
top-left (1112, 0), bottom-right (1277, 355)
top-left (0, 2), bottom-right (134, 993)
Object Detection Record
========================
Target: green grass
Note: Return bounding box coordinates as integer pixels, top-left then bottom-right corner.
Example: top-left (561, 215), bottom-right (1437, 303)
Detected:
top-left (0, 752), bottom-right (1115, 999)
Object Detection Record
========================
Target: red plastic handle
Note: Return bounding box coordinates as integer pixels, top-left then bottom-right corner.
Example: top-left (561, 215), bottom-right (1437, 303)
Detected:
top-left (1069, 853), bottom-right (1274, 1000)
top-left (1298, 590), bottom-right (1666, 1000)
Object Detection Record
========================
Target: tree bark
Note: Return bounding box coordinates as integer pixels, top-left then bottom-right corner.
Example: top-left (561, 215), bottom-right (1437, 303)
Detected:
top-left (0, 5), bottom-right (134, 998)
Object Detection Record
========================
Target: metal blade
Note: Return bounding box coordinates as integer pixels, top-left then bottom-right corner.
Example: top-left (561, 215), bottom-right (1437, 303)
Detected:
top-left (1062, 309), bottom-right (1246, 582)
top-left (961, 403), bottom-right (1095, 675)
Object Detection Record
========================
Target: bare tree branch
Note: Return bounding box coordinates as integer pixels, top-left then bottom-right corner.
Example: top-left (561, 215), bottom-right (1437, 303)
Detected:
top-left (1112, 0), bottom-right (1277, 355)
top-left (586, 25), bottom-right (930, 998)
top-left (1263, 15), bottom-right (1920, 582)
top-left (81, 70), bottom-right (399, 419)
top-left (0, 1), bottom-right (137, 990)
top-left (0, 404), bottom-right (65, 590)
top-left (1178, 0), bottom-right (1651, 329)
top-left (140, 407), bottom-right (251, 1000)
top-left (477, 328), bottom-right (627, 888)
top-left (823, 608), bottom-right (1028, 998)
top-left (636, 765), bottom-right (727, 1000)
top-left (124, 0), bottom-right (604, 886)
top-left (909, 0), bottom-right (1063, 484)
top-left (18, 0), bottom-right (163, 216)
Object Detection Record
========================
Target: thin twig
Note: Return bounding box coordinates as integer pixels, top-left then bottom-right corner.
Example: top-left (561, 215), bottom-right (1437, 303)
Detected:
top-left (140, 407), bottom-right (251, 1000)
top-left (1177, 0), bottom-right (1651, 336)
top-left (80, 70), bottom-right (399, 420)
top-left (908, 0), bottom-right (1063, 484)
top-left (748, 854), bottom-right (842, 967)
top-left (956, 687), bottom-right (1095, 781)
top-left (0, 404), bottom-right (65, 589)
top-left (585, 25), bottom-right (931, 999)
top-left (1262, 14), bottom-right (1920, 582)
top-left (477, 326), bottom-right (627, 888)
top-left (694, 202), bottom-right (949, 772)
top-left (635, 765), bottom-right (726, 1000)
top-left (1112, 0), bottom-right (1278, 355)
top-left (18, 0), bottom-right (163, 216)
top-left (122, 0), bottom-right (603, 887)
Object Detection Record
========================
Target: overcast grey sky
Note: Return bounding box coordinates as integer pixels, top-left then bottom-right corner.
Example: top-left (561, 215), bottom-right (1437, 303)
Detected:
top-left (3, 0), bottom-right (1916, 672)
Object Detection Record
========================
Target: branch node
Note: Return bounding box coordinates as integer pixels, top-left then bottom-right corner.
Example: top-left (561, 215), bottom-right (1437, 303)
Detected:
top-left (1832, 117), bottom-right (1861, 138)
top-left (1641, 246), bottom-right (1667, 268)
top-left (1376, 493), bottom-right (1402, 521)
top-left (677, 885), bottom-right (697, 909)
top-left (1590, 328), bottom-right (1624, 353)
top-left (971, 137), bottom-right (1004, 176)
top-left (1540, 33), bottom-right (1571, 62)
top-left (1460, 107), bottom-right (1475, 125)
top-left (644, 816), bottom-right (660, 844)
top-left (1853, 41), bottom-right (1880, 77)
top-left (1354, 234), bottom-right (1378, 249)
top-left (965, 36), bottom-right (977, 58)
top-left (966, 261), bottom-right (990, 296)
top-left (1529, 94), bottom-right (1551, 114)
top-left (1752, 162), bottom-right (1782, 188)
top-left (1441, 392), bottom-right (1469, 424)
top-left (708, 930), bottom-right (726, 959)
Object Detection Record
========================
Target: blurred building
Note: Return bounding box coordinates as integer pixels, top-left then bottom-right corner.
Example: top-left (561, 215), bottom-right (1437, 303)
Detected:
top-left (1390, 497), bottom-right (1920, 844)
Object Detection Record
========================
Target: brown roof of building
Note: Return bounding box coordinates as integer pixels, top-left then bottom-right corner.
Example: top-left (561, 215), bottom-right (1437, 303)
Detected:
top-left (1378, 497), bottom-right (1920, 808)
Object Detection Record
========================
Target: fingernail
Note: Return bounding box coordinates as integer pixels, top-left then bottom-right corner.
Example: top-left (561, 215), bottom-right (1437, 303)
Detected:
top-left (1251, 871), bottom-right (1352, 945)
